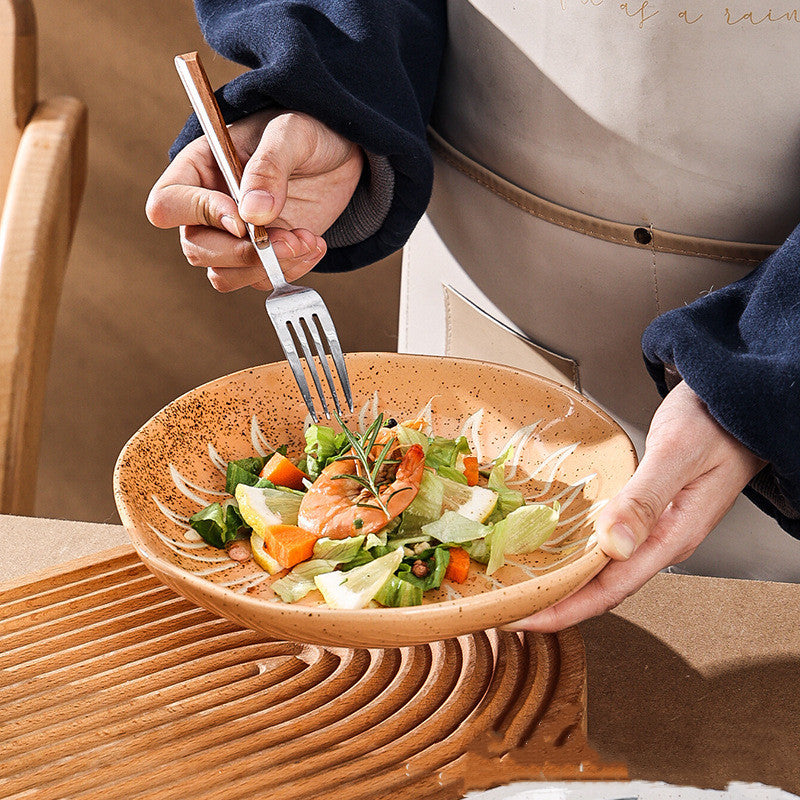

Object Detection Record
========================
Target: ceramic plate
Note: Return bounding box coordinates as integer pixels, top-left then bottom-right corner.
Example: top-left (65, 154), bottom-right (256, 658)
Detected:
top-left (114, 353), bottom-right (636, 647)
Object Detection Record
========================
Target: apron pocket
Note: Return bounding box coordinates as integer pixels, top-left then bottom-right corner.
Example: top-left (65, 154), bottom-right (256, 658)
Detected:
top-left (443, 284), bottom-right (580, 392)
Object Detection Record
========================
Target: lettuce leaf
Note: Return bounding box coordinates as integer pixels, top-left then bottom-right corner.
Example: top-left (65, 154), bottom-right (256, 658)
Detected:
top-left (300, 424), bottom-right (350, 481)
top-left (339, 549), bottom-right (377, 571)
top-left (422, 510), bottom-right (491, 544)
top-left (487, 502), bottom-right (560, 575)
top-left (313, 535), bottom-right (366, 562)
top-left (225, 458), bottom-right (269, 495)
top-left (425, 435), bottom-right (471, 480)
top-left (272, 559), bottom-right (339, 603)
top-left (395, 424), bottom-right (430, 452)
top-left (487, 448), bottom-right (524, 519)
top-left (189, 499), bottom-right (245, 549)
top-left (402, 470), bottom-right (445, 530)
top-left (374, 575), bottom-right (423, 607)
top-left (464, 536), bottom-right (491, 564)
top-left (397, 545), bottom-right (450, 591)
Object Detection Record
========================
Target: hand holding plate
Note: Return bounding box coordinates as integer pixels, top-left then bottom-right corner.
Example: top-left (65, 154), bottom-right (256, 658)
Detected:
top-left (505, 381), bottom-right (766, 632)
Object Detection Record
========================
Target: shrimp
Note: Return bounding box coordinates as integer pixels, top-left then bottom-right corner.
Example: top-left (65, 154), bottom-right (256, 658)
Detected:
top-left (297, 443), bottom-right (426, 539)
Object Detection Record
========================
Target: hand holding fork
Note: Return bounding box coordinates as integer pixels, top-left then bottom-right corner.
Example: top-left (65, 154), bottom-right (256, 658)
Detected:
top-left (147, 52), bottom-right (358, 420)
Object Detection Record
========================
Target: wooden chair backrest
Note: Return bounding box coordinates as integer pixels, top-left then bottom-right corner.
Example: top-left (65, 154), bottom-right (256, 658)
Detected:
top-left (0, 0), bottom-right (87, 514)
top-left (0, 0), bottom-right (36, 208)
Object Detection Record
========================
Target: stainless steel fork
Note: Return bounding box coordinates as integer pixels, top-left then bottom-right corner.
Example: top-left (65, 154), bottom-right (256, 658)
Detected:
top-left (174, 51), bottom-right (353, 422)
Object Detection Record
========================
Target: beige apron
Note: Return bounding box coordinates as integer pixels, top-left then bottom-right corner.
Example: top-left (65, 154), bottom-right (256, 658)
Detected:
top-left (400, 0), bottom-right (800, 580)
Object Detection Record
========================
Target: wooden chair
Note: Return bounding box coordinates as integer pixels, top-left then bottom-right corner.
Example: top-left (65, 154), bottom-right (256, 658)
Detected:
top-left (0, 0), bottom-right (87, 514)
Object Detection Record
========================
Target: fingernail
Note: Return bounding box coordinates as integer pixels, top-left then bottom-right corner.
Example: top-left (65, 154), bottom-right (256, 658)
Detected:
top-left (220, 215), bottom-right (243, 237)
top-left (240, 189), bottom-right (274, 219)
top-left (500, 609), bottom-right (552, 632)
top-left (607, 522), bottom-right (637, 559)
top-left (499, 621), bottom-right (527, 632)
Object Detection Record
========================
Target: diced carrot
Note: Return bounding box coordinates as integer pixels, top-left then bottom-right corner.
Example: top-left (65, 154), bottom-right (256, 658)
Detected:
top-left (462, 456), bottom-right (479, 486)
top-left (445, 547), bottom-right (470, 584)
top-left (262, 524), bottom-right (319, 569)
top-left (260, 452), bottom-right (307, 490)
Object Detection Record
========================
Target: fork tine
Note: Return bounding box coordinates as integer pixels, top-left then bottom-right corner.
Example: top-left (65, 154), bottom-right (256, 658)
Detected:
top-left (306, 315), bottom-right (342, 415)
top-left (273, 319), bottom-right (319, 423)
top-left (313, 309), bottom-right (354, 412)
top-left (288, 319), bottom-right (330, 419)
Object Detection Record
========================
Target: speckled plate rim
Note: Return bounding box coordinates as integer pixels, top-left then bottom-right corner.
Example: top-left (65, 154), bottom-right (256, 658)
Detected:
top-left (113, 353), bottom-right (636, 642)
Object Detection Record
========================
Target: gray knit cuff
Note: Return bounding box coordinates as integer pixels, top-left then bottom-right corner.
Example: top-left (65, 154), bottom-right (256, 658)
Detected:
top-left (749, 465), bottom-right (800, 521)
top-left (324, 151), bottom-right (395, 249)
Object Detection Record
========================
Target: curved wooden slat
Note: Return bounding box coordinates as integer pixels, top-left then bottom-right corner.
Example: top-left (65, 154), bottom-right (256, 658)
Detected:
top-left (0, 550), bottom-right (627, 800)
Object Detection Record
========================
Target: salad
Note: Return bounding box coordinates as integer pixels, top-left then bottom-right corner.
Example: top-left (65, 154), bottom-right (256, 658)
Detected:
top-left (188, 413), bottom-right (560, 609)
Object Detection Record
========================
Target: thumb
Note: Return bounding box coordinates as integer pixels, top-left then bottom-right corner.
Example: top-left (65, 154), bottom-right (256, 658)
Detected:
top-left (238, 116), bottom-right (310, 226)
top-left (595, 449), bottom-right (687, 560)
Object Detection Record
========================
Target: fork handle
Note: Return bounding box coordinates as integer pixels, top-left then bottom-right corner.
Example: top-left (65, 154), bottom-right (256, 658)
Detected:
top-left (174, 52), bottom-right (289, 291)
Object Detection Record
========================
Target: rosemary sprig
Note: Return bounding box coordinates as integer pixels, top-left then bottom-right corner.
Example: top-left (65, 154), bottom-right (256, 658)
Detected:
top-left (332, 411), bottom-right (392, 518)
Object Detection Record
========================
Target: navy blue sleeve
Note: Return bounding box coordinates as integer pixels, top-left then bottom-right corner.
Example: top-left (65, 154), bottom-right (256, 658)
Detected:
top-left (171, 0), bottom-right (447, 272)
top-left (642, 224), bottom-right (800, 537)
